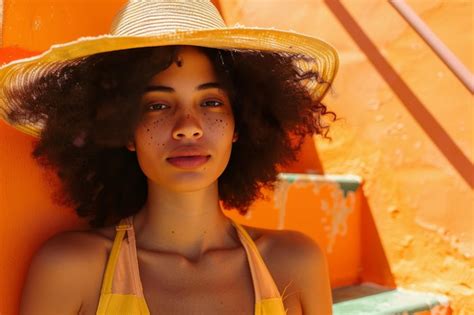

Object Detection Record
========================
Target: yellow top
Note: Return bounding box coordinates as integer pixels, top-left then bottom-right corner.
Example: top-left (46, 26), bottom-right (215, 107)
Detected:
top-left (96, 216), bottom-right (287, 315)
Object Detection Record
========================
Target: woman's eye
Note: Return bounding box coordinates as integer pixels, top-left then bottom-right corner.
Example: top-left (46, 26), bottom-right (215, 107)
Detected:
top-left (202, 100), bottom-right (223, 107)
top-left (146, 100), bottom-right (223, 111)
top-left (147, 103), bottom-right (168, 111)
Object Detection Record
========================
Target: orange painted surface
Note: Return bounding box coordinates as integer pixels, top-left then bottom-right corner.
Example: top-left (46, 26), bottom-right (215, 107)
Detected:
top-left (1, 0), bottom-right (472, 314)
top-left (2, 0), bottom-right (126, 51)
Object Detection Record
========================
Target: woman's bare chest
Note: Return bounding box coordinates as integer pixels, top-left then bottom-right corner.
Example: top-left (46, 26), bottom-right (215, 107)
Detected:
top-left (137, 248), bottom-right (301, 314)
top-left (139, 250), bottom-right (256, 314)
top-left (79, 229), bottom-right (302, 315)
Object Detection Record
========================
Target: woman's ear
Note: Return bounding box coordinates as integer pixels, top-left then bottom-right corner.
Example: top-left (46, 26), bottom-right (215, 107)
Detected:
top-left (126, 140), bottom-right (136, 151)
top-left (232, 131), bottom-right (239, 143)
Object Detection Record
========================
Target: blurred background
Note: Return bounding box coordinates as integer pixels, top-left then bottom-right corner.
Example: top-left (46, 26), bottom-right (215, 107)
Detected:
top-left (0, 0), bottom-right (472, 314)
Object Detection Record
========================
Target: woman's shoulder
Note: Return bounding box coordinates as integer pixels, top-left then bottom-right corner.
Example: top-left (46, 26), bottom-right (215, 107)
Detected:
top-left (241, 224), bottom-right (330, 312)
top-left (37, 225), bottom-right (115, 259)
top-left (20, 227), bottom-right (114, 314)
top-left (37, 225), bottom-right (120, 278)
top-left (244, 224), bottom-right (325, 269)
top-left (26, 226), bottom-right (115, 285)
top-left (255, 226), bottom-right (332, 314)
top-left (241, 223), bottom-right (322, 259)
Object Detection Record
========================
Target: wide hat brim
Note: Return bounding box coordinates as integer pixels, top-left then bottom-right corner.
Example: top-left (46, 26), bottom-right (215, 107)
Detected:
top-left (0, 26), bottom-right (339, 138)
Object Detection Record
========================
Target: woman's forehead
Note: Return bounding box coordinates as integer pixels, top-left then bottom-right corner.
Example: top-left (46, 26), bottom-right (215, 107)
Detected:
top-left (147, 47), bottom-right (220, 87)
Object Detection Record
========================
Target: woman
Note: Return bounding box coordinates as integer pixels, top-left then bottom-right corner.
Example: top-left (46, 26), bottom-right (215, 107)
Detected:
top-left (1, 1), bottom-right (338, 314)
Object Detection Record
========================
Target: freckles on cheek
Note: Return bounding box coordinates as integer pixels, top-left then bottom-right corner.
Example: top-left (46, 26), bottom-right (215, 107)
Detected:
top-left (204, 113), bottom-right (233, 138)
top-left (141, 118), bottom-right (167, 147)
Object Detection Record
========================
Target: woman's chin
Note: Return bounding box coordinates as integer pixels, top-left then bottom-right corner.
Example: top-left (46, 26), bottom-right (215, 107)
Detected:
top-left (150, 174), bottom-right (218, 192)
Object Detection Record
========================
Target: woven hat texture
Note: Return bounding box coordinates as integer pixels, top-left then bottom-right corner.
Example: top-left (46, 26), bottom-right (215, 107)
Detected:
top-left (0, 0), bottom-right (339, 137)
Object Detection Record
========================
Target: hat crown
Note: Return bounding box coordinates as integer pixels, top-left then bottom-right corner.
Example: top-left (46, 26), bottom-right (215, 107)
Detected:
top-left (111, 0), bottom-right (227, 36)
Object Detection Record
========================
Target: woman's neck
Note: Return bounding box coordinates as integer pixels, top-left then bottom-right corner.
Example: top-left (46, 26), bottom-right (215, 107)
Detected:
top-left (132, 180), bottom-right (239, 263)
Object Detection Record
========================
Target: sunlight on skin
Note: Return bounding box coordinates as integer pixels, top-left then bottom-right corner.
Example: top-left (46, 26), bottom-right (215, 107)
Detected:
top-left (128, 46), bottom-right (237, 192)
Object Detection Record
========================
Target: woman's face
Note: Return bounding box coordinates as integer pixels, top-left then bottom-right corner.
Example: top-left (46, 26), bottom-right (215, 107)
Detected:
top-left (127, 46), bottom-right (237, 192)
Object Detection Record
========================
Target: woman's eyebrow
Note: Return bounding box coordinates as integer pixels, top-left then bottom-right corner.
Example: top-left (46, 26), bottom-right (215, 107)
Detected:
top-left (144, 82), bottom-right (223, 93)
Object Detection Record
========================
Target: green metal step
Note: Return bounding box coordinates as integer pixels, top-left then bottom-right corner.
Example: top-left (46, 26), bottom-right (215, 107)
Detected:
top-left (332, 283), bottom-right (450, 315)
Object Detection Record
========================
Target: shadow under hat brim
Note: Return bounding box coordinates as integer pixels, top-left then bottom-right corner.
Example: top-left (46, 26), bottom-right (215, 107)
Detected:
top-left (0, 27), bottom-right (339, 138)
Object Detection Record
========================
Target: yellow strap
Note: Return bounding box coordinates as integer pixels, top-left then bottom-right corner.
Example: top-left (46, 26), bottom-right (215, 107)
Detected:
top-left (255, 298), bottom-right (287, 315)
top-left (100, 227), bottom-right (126, 294)
top-left (96, 293), bottom-right (150, 315)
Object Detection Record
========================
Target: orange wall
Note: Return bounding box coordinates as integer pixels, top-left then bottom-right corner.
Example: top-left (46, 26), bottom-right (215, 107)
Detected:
top-left (1, 1), bottom-right (473, 314)
top-left (2, 0), bottom-right (126, 51)
top-left (218, 0), bottom-right (473, 313)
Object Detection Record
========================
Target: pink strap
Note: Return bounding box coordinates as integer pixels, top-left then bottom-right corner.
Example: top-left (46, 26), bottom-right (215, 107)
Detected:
top-left (230, 219), bottom-right (282, 301)
top-left (110, 216), bottom-right (145, 297)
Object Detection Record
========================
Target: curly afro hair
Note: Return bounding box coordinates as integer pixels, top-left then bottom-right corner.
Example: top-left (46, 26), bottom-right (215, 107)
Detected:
top-left (5, 45), bottom-right (337, 228)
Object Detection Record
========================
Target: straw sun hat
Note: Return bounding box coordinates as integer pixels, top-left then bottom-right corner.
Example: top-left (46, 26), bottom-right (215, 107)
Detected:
top-left (0, 0), bottom-right (339, 138)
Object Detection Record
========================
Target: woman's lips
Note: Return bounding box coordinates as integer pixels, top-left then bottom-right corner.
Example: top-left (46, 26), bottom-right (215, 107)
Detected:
top-left (166, 155), bottom-right (211, 169)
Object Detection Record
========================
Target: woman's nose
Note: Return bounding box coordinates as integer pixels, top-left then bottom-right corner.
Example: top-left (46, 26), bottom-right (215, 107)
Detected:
top-left (172, 112), bottom-right (203, 140)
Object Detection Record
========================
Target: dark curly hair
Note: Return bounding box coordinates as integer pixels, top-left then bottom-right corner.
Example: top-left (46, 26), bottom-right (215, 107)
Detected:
top-left (5, 45), bottom-right (337, 228)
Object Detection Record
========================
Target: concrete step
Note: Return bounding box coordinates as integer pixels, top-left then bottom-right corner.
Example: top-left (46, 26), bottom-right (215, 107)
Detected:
top-left (332, 283), bottom-right (451, 315)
